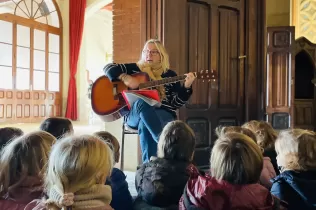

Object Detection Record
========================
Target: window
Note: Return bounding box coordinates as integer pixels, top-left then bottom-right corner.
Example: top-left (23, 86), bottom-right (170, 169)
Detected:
top-left (0, 0), bottom-right (61, 91)
top-left (0, 20), bottom-right (13, 89)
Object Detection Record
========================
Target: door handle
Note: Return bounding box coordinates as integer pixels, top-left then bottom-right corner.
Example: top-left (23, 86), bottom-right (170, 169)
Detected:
top-left (238, 55), bottom-right (247, 59)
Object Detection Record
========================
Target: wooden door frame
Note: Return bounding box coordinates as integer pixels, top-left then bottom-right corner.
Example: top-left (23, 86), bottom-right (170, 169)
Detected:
top-left (294, 37), bottom-right (316, 130)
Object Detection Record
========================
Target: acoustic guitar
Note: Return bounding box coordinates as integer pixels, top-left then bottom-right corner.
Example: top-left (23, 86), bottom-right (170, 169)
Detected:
top-left (90, 70), bottom-right (216, 122)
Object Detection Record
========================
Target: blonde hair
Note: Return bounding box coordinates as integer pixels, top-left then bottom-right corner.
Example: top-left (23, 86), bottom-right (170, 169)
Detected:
top-left (211, 132), bottom-right (263, 184)
top-left (242, 120), bottom-right (278, 150)
top-left (158, 120), bottom-right (195, 161)
top-left (45, 135), bottom-right (113, 209)
top-left (138, 39), bottom-right (170, 72)
top-left (0, 131), bottom-right (55, 196)
top-left (275, 129), bottom-right (316, 171)
top-left (94, 131), bottom-right (120, 163)
top-left (215, 126), bottom-right (257, 143)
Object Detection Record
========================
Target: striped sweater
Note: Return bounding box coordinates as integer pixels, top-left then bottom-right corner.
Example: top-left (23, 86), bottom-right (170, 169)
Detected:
top-left (103, 63), bottom-right (193, 117)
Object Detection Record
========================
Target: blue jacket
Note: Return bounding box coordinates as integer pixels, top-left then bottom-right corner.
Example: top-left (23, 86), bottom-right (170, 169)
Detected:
top-left (106, 168), bottom-right (133, 210)
top-left (271, 170), bottom-right (316, 210)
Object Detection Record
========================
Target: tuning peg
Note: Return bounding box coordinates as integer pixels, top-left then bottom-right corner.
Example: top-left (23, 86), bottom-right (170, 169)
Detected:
top-left (203, 80), bottom-right (205, 82)
top-left (208, 79), bottom-right (211, 82)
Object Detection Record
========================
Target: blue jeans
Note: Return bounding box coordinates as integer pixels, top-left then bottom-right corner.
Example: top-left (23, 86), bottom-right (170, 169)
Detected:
top-left (126, 99), bottom-right (175, 163)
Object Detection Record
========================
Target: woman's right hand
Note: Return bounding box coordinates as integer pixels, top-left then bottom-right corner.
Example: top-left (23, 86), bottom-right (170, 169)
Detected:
top-left (119, 74), bottom-right (140, 89)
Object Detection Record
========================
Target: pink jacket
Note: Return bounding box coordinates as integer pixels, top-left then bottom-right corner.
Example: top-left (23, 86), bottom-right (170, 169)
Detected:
top-left (0, 177), bottom-right (43, 210)
top-left (260, 156), bottom-right (277, 188)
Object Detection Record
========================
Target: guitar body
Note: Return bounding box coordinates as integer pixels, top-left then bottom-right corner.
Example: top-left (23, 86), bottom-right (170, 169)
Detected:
top-left (91, 72), bottom-right (150, 122)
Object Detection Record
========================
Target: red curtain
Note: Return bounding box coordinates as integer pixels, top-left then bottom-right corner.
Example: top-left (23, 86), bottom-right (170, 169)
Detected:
top-left (65, 0), bottom-right (87, 120)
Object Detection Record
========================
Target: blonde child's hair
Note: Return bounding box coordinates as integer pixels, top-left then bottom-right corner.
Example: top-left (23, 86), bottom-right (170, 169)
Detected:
top-left (138, 39), bottom-right (170, 72)
top-left (215, 126), bottom-right (257, 143)
top-left (45, 135), bottom-right (113, 209)
top-left (158, 120), bottom-right (196, 161)
top-left (94, 131), bottom-right (120, 163)
top-left (211, 132), bottom-right (263, 184)
top-left (242, 120), bottom-right (278, 150)
top-left (0, 131), bottom-right (55, 196)
top-left (275, 129), bottom-right (316, 171)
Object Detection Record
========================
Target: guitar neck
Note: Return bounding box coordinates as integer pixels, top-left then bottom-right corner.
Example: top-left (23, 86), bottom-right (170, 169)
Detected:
top-left (139, 75), bottom-right (187, 89)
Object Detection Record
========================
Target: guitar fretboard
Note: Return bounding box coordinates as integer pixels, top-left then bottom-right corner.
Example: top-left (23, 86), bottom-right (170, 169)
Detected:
top-left (139, 75), bottom-right (187, 89)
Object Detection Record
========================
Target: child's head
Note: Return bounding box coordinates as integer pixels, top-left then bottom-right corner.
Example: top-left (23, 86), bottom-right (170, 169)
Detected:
top-left (94, 131), bottom-right (120, 163)
top-left (157, 120), bottom-right (195, 161)
top-left (275, 129), bottom-right (316, 171)
top-left (40, 117), bottom-right (74, 139)
top-left (242, 120), bottom-right (277, 150)
top-left (0, 127), bottom-right (24, 149)
top-left (216, 126), bottom-right (257, 143)
top-left (0, 131), bottom-right (55, 195)
top-left (211, 132), bottom-right (263, 185)
top-left (45, 135), bottom-right (113, 199)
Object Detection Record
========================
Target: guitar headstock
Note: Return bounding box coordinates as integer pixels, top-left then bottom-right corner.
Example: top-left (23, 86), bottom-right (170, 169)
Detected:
top-left (194, 69), bottom-right (217, 82)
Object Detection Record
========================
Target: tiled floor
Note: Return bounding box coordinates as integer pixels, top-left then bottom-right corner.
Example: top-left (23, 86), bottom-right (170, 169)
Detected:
top-left (125, 171), bottom-right (137, 196)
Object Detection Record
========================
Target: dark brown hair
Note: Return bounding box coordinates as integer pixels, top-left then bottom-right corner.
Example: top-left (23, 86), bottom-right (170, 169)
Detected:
top-left (40, 117), bottom-right (74, 139)
top-left (0, 127), bottom-right (24, 149)
top-left (158, 120), bottom-right (196, 161)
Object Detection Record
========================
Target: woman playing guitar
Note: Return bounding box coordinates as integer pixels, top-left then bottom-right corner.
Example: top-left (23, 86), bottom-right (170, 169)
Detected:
top-left (104, 39), bottom-right (196, 163)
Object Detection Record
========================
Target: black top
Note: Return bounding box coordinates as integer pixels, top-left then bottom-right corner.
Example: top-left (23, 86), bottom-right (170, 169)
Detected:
top-left (135, 157), bottom-right (191, 207)
top-left (104, 63), bottom-right (193, 117)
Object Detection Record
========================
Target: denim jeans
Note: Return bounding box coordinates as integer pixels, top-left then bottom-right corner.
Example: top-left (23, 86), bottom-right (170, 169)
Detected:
top-left (126, 99), bottom-right (175, 163)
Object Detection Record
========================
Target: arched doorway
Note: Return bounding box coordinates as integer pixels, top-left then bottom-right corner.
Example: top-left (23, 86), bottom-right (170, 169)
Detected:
top-left (294, 49), bottom-right (316, 130)
top-left (0, 0), bottom-right (62, 123)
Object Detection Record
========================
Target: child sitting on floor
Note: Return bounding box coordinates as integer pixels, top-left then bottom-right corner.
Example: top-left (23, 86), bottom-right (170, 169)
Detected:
top-left (180, 131), bottom-right (287, 210)
top-left (0, 127), bottom-right (23, 149)
top-left (271, 129), bottom-right (316, 210)
top-left (134, 120), bottom-right (196, 209)
top-left (25, 134), bottom-right (114, 210)
top-left (0, 131), bottom-right (55, 210)
top-left (94, 131), bottom-right (133, 210)
top-left (217, 126), bottom-right (276, 189)
top-left (39, 117), bottom-right (74, 139)
top-left (242, 120), bottom-right (279, 175)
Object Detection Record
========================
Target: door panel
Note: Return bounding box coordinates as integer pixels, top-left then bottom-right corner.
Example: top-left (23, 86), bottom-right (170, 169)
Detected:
top-left (266, 27), bottom-right (295, 129)
top-left (218, 8), bottom-right (239, 107)
top-left (187, 3), bottom-right (210, 109)
top-left (181, 0), bottom-right (245, 168)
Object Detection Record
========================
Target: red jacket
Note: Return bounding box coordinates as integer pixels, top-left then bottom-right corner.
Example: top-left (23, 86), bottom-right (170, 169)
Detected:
top-left (179, 165), bottom-right (287, 210)
top-left (0, 177), bottom-right (43, 210)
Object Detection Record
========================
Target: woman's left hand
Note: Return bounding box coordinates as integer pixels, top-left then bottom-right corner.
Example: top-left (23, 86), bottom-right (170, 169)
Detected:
top-left (184, 72), bottom-right (196, 88)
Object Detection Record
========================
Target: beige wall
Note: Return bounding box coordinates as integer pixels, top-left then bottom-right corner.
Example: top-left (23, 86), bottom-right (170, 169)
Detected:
top-left (266, 0), bottom-right (291, 26)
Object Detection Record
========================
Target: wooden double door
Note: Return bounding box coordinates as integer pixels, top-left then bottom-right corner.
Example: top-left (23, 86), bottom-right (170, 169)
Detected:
top-left (181, 1), bottom-right (246, 168)
top-left (141, 0), bottom-right (265, 168)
